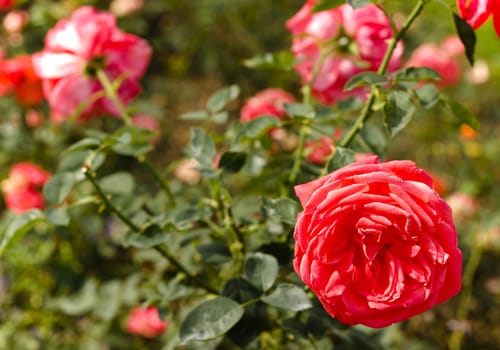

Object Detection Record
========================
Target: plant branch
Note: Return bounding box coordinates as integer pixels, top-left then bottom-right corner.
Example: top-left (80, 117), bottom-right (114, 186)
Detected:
top-left (96, 69), bottom-right (132, 125)
top-left (339, 0), bottom-right (428, 148)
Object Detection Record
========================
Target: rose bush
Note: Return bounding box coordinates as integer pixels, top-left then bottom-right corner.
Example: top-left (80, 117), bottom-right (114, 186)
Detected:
top-left (293, 156), bottom-right (462, 327)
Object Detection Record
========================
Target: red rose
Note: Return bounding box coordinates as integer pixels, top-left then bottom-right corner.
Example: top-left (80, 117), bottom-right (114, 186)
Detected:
top-left (1, 162), bottom-right (51, 213)
top-left (304, 136), bottom-right (334, 165)
top-left (32, 6), bottom-right (152, 121)
top-left (457, 0), bottom-right (500, 37)
top-left (126, 306), bottom-right (167, 338)
top-left (293, 156), bottom-right (462, 328)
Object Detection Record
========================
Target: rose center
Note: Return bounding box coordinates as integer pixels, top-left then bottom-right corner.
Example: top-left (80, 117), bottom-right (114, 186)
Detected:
top-left (84, 55), bottom-right (107, 77)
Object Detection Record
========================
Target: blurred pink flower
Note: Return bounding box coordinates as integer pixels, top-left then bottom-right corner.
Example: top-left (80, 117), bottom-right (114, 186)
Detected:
top-left (110, 0), bottom-right (144, 17)
top-left (286, 1), bottom-right (402, 104)
top-left (32, 6), bottom-right (152, 121)
top-left (240, 88), bottom-right (295, 123)
top-left (457, 0), bottom-right (500, 37)
top-left (304, 136), bottom-right (334, 165)
top-left (126, 306), bottom-right (167, 338)
top-left (174, 158), bottom-right (201, 185)
top-left (446, 192), bottom-right (479, 221)
top-left (1, 162), bottom-right (51, 213)
top-left (406, 36), bottom-right (463, 88)
top-left (131, 114), bottom-right (161, 143)
top-left (3, 10), bottom-right (29, 33)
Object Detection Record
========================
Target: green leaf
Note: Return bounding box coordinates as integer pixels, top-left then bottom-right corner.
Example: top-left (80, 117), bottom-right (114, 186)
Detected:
top-left (58, 150), bottom-right (105, 173)
top-left (242, 51), bottom-right (295, 71)
top-left (244, 253), bottom-right (279, 292)
top-left (312, 0), bottom-right (344, 12)
top-left (206, 85), bottom-right (240, 113)
top-left (383, 90), bottom-right (415, 137)
top-left (359, 124), bottom-right (387, 156)
top-left (212, 111), bottom-right (228, 124)
top-left (262, 197), bottom-right (300, 225)
top-left (123, 224), bottom-right (169, 249)
top-left (219, 151), bottom-right (247, 173)
top-left (284, 103), bottom-right (315, 119)
top-left (43, 172), bottom-right (76, 204)
top-left (180, 110), bottom-right (210, 121)
top-left (45, 206), bottom-right (70, 226)
top-left (63, 137), bottom-right (101, 154)
top-left (237, 116), bottom-right (281, 140)
top-left (93, 280), bottom-right (122, 321)
top-left (187, 127), bottom-right (216, 167)
top-left (327, 146), bottom-right (355, 172)
top-left (453, 12), bottom-right (476, 66)
top-left (51, 279), bottom-right (97, 316)
top-left (392, 67), bottom-right (442, 83)
top-left (0, 209), bottom-right (45, 256)
top-left (415, 83), bottom-right (440, 109)
top-left (261, 283), bottom-right (312, 312)
top-left (344, 72), bottom-right (387, 91)
top-left (179, 297), bottom-right (244, 345)
top-left (108, 125), bottom-right (154, 156)
top-left (348, 0), bottom-right (371, 8)
top-left (441, 97), bottom-right (479, 131)
top-left (99, 172), bottom-right (135, 195)
top-left (198, 243), bottom-right (232, 265)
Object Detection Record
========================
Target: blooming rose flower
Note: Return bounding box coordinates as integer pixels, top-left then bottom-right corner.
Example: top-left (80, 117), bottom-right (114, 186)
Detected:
top-left (126, 306), bottom-right (167, 338)
top-left (286, 1), bottom-right (402, 104)
top-left (0, 55), bottom-right (44, 105)
top-left (457, 0), bottom-right (500, 37)
top-left (1, 162), bottom-right (51, 213)
top-left (304, 136), bottom-right (334, 164)
top-left (406, 36), bottom-right (463, 88)
top-left (32, 6), bottom-right (152, 121)
top-left (293, 156), bottom-right (462, 327)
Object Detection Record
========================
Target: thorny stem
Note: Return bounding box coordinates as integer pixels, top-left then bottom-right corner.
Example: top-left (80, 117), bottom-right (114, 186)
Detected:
top-left (140, 157), bottom-right (176, 207)
top-left (96, 69), bottom-right (132, 125)
top-left (339, 0), bottom-right (428, 148)
top-left (83, 165), bottom-right (217, 294)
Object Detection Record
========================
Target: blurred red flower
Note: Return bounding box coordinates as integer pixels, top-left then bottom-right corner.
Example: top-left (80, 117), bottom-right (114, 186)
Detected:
top-left (0, 55), bottom-right (43, 106)
top-left (32, 6), bottom-right (152, 121)
top-left (1, 162), bottom-right (51, 213)
top-left (126, 306), bottom-right (167, 338)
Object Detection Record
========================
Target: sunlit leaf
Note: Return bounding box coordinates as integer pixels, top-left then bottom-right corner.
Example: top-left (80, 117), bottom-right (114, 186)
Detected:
top-left (262, 197), bottom-right (300, 225)
top-left (242, 51), bottom-right (295, 71)
top-left (99, 172), bottom-right (135, 195)
top-left (344, 72), bottom-right (387, 91)
top-left (43, 172), bottom-right (76, 204)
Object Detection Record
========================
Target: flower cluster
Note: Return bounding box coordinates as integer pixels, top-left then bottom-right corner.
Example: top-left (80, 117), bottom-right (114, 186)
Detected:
top-left (32, 6), bottom-right (152, 121)
top-left (1, 162), bottom-right (51, 213)
top-left (293, 156), bottom-right (462, 327)
top-left (286, 1), bottom-right (402, 104)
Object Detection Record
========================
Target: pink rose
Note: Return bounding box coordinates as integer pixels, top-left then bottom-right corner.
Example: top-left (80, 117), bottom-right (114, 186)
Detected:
top-left (457, 0), bottom-right (500, 37)
top-left (446, 192), bottom-right (479, 221)
top-left (240, 88), bottom-right (295, 123)
top-left (126, 306), bottom-right (167, 338)
top-left (32, 6), bottom-right (152, 121)
top-left (405, 36), bottom-right (463, 88)
top-left (304, 136), bottom-right (334, 165)
top-left (1, 162), bottom-right (51, 213)
top-left (293, 156), bottom-right (462, 328)
top-left (286, 2), bottom-right (402, 105)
